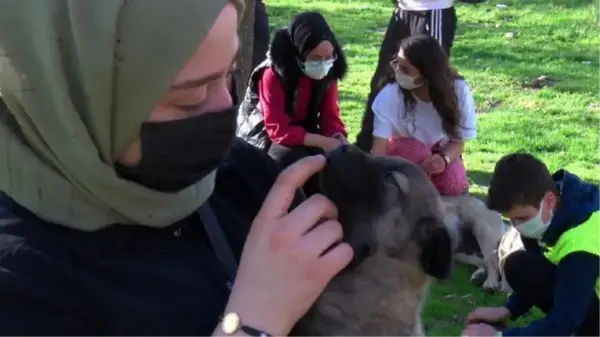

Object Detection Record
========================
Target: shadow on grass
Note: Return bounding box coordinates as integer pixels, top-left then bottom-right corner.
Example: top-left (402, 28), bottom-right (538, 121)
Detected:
top-left (338, 92), bottom-right (368, 106)
top-left (506, 0), bottom-right (598, 8)
top-left (265, 0), bottom-right (598, 98)
top-left (264, 1), bottom-right (391, 52)
top-left (452, 45), bottom-right (598, 94)
top-left (468, 169), bottom-right (493, 187)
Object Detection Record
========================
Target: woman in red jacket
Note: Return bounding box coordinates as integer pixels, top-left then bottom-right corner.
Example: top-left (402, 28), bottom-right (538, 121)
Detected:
top-left (237, 12), bottom-right (348, 194)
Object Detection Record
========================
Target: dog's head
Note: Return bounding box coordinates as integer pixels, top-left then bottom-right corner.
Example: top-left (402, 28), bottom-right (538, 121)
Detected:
top-left (320, 144), bottom-right (454, 280)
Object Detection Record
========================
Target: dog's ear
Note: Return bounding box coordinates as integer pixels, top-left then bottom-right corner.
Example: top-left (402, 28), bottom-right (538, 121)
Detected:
top-left (414, 216), bottom-right (453, 280)
top-left (390, 171), bottom-right (410, 194)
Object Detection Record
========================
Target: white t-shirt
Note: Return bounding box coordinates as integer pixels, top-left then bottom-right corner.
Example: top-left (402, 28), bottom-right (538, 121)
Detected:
top-left (372, 80), bottom-right (477, 148)
top-left (397, 0), bottom-right (453, 10)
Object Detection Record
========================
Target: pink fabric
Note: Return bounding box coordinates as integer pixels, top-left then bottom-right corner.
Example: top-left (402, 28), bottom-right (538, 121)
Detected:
top-left (386, 137), bottom-right (468, 196)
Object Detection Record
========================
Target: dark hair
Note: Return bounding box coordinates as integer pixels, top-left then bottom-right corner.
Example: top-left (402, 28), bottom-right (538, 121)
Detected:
top-left (378, 34), bottom-right (463, 139)
top-left (487, 152), bottom-right (557, 212)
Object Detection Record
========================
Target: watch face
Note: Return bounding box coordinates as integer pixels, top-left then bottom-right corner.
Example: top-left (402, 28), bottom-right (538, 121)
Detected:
top-left (222, 312), bottom-right (241, 334)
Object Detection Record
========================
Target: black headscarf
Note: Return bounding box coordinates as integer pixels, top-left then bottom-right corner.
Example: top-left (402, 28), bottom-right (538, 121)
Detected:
top-left (288, 12), bottom-right (336, 59)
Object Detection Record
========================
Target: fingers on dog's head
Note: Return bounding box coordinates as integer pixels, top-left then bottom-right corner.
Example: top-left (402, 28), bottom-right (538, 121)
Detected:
top-left (302, 219), bottom-right (344, 255)
top-left (258, 155), bottom-right (326, 222)
top-left (283, 194), bottom-right (339, 240)
top-left (318, 241), bottom-right (354, 280)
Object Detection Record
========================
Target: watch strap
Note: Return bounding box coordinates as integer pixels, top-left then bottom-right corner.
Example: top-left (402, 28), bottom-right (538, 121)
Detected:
top-left (240, 325), bottom-right (272, 337)
top-left (221, 312), bottom-right (273, 337)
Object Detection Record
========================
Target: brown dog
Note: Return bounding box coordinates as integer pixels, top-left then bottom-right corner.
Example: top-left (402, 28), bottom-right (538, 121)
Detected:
top-left (291, 145), bottom-right (455, 336)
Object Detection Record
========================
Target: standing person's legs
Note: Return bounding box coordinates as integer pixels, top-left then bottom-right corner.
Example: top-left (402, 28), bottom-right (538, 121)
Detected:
top-left (355, 8), bottom-right (412, 152)
top-left (252, 0), bottom-right (270, 69)
top-left (503, 251), bottom-right (600, 336)
top-left (426, 7), bottom-right (457, 57)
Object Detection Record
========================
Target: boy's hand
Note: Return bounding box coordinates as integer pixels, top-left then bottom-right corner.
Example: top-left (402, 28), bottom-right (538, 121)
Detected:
top-left (462, 323), bottom-right (501, 337)
top-left (466, 307), bottom-right (510, 327)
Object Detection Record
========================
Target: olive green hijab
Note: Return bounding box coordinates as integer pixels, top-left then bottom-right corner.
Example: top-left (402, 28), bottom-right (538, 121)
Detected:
top-left (0, 0), bottom-right (244, 230)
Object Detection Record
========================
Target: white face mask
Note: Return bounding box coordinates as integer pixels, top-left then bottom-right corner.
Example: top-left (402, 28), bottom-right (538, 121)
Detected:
top-left (515, 199), bottom-right (553, 239)
top-left (302, 59), bottom-right (334, 80)
top-left (394, 68), bottom-right (422, 90)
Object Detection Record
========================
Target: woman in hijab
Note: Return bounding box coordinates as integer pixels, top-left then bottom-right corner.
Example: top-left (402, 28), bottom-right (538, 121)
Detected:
top-left (237, 12), bottom-right (348, 195)
top-left (0, 1), bottom-right (352, 335)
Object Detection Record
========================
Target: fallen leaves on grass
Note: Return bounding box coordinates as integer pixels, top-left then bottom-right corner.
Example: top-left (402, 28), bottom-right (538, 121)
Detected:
top-left (529, 75), bottom-right (556, 89)
top-left (477, 99), bottom-right (503, 113)
top-left (587, 102), bottom-right (600, 110)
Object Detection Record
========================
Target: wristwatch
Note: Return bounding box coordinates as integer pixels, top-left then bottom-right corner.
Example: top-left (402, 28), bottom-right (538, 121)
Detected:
top-left (221, 312), bottom-right (272, 337)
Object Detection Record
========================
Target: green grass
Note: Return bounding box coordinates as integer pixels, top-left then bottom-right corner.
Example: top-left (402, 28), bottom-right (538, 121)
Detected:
top-left (265, 0), bottom-right (599, 334)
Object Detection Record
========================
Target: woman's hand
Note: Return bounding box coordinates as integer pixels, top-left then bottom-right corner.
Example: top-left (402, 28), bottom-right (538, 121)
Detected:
top-left (319, 137), bottom-right (344, 153)
top-left (222, 155), bottom-right (353, 336)
top-left (303, 133), bottom-right (343, 153)
top-left (421, 153), bottom-right (446, 175)
top-left (334, 134), bottom-right (349, 145)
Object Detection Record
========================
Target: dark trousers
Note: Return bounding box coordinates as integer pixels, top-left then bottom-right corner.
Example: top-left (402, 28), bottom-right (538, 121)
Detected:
top-left (355, 6), bottom-right (458, 151)
top-left (252, 0), bottom-right (270, 70)
top-left (504, 251), bottom-right (599, 336)
top-left (268, 143), bottom-right (323, 196)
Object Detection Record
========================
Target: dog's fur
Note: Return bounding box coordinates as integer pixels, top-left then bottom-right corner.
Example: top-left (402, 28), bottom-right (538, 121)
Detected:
top-left (292, 145), bottom-right (455, 336)
top-left (442, 196), bottom-right (509, 292)
top-left (496, 225), bottom-right (525, 292)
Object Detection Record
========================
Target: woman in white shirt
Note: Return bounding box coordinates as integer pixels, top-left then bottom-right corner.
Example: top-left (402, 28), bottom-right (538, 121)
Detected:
top-left (371, 34), bottom-right (476, 196)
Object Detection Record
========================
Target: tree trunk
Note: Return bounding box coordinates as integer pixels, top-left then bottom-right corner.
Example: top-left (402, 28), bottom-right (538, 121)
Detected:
top-left (235, 0), bottom-right (256, 100)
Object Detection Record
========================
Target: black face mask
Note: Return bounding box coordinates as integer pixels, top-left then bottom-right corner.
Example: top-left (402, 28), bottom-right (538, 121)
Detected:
top-left (116, 107), bottom-right (237, 192)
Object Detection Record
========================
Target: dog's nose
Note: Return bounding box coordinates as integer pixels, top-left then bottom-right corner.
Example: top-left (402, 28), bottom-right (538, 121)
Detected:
top-left (339, 144), bottom-right (350, 153)
top-left (326, 144), bottom-right (365, 162)
top-left (325, 144), bottom-right (348, 162)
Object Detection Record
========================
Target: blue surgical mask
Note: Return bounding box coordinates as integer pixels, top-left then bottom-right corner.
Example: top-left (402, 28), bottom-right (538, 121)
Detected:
top-left (515, 199), bottom-right (553, 239)
top-left (301, 59), bottom-right (335, 80)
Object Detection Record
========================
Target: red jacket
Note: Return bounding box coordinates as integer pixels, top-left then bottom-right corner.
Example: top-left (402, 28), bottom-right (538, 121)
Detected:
top-left (258, 67), bottom-right (347, 147)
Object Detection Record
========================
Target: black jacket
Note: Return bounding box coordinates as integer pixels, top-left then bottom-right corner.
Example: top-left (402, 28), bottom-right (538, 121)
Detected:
top-left (0, 138), bottom-right (304, 335)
